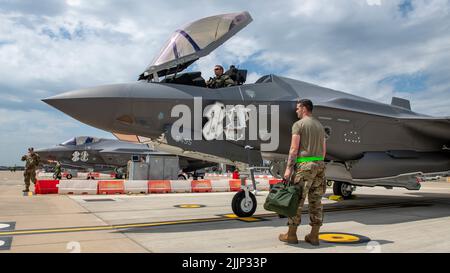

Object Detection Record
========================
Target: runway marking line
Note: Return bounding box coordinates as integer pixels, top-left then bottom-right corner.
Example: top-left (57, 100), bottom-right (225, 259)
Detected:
top-left (174, 204), bottom-right (205, 208)
top-left (222, 214), bottom-right (261, 222)
top-left (0, 201), bottom-right (430, 237)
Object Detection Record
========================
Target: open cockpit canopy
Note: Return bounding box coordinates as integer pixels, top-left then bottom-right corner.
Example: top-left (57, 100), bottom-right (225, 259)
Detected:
top-left (139, 11), bottom-right (252, 81)
top-left (61, 136), bottom-right (100, 146)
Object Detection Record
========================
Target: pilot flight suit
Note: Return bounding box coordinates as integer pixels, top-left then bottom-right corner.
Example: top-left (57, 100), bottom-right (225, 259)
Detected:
top-left (288, 116), bottom-right (326, 240)
top-left (206, 74), bottom-right (235, 89)
top-left (21, 152), bottom-right (40, 192)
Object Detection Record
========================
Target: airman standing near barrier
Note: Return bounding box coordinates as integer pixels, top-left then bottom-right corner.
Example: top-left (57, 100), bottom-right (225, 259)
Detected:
top-left (21, 147), bottom-right (40, 192)
top-left (53, 161), bottom-right (62, 179)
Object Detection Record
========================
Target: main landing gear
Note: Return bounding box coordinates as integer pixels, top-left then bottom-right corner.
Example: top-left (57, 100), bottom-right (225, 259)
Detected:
top-left (332, 181), bottom-right (355, 199)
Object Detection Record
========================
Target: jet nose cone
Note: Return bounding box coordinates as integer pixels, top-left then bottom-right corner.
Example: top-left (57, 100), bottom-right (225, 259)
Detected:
top-left (43, 83), bottom-right (134, 132)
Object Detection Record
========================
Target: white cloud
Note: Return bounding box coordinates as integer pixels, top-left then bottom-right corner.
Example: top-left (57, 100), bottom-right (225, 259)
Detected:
top-left (0, 108), bottom-right (111, 165)
top-left (367, 0), bottom-right (382, 6)
top-left (66, 0), bottom-right (81, 7)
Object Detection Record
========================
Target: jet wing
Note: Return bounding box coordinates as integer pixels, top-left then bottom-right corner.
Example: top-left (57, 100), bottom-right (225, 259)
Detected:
top-left (139, 11), bottom-right (253, 80)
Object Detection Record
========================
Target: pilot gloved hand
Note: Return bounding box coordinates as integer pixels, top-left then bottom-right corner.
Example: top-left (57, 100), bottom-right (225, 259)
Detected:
top-left (206, 77), bottom-right (214, 88)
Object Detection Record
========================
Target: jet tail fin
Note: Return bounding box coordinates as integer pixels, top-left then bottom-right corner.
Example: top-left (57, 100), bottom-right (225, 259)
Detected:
top-left (391, 97), bottom-right (411, 110)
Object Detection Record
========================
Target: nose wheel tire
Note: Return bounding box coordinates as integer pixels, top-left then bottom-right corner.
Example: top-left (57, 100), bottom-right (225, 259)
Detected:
top-left (66, 174), bottom-right (73, 180)
top-left (333, 181), bottom-right (353, 199)
top-left (231, 190), bottom-right (257, 217)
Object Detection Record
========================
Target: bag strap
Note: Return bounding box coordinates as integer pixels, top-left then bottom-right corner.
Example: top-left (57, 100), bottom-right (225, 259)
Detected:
top-left (282, 177), bottom-right (293, 187)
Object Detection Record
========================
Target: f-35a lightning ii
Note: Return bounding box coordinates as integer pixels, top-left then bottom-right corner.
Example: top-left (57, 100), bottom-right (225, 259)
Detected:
top-left (36, 136), bottom-right (214, 179)
top-left (44, 11), bottom-right (450, 216)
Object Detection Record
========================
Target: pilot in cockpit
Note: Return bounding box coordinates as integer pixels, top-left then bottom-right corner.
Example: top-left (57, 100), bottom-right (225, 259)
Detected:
top-left (206, 65), bottom-right (235, 89)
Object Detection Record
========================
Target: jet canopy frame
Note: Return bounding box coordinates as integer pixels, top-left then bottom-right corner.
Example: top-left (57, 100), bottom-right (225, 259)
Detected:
top-left (61, 136), bottom-right (100, 146)
top-left (139, 11), bottom-right (253, 81)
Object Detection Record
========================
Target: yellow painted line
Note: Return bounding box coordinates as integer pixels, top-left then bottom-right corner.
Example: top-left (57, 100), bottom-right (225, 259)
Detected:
top-left (112, 218), bottom-right (224, 229)
top-left (177, 204), bottom-right (203, 208)
top-left (238, 218), bottom-right (260, 222)
top-left (224, 214), bottom-right (239, 218)
top-left (0, 217), bottom-right (234, 237)
top-left (0, 226), bottom-right (114, 236)
top-left (223, 214), bottom-right (260, 222)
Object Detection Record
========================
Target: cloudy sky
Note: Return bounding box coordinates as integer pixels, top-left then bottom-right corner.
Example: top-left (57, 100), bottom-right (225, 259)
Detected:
top-left (0, 0), bottom-right (449, 165)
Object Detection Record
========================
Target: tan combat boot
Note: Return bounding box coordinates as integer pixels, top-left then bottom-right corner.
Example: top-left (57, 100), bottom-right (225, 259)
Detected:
top-left (305, 225), bottom-right (321, 246)
top-left (279, 226), bottom-right (298, 244)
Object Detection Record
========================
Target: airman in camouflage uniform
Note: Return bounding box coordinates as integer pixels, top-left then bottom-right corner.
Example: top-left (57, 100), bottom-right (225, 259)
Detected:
top-left (21, 147), bottom-right (40, 192)
top-left (288, 161), bottom-right (326, 227)
top-left (279, 99), bottom-right (326, 245)
top-left (53, 161), bottom-right (62, 179)
top-left (206, 65), bottom-right (235, 89)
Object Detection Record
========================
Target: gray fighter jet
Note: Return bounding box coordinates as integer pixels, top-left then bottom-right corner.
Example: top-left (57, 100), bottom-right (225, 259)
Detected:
top-left (43, 12), bottom-right (450, 216)
top-left (36, 136), bottom-right (214, 179)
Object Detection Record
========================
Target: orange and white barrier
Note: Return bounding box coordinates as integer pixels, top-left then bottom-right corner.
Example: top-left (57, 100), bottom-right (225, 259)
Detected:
top-left (148, 180), bottom-right (171, 193)
top-left (191, 180), bottom-right (212, 193)
top-left (98, 180), bottom-right (125, 195)
top-left (124, 180), bottom-right (149, 194)
top-left (78, 172), bottom-right (116, 179)
top-left (170, 180), bottom-right (192, 193)
top-left (210, 179), bottom-right (230, 192)
top-left (58, 180), bottom-right (98, 195)
top-left (36, 178), bottom-right (274, 195)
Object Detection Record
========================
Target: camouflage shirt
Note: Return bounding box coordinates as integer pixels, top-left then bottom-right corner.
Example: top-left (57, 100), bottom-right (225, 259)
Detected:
top-left (206, 74), bottom-right (235, 89)
top-left (22, 153), bottom-right (40, 170)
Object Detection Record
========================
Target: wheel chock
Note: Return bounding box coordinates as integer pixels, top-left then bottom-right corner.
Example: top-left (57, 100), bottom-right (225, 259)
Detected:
top-left (328, 195), bottom-right (343, 201)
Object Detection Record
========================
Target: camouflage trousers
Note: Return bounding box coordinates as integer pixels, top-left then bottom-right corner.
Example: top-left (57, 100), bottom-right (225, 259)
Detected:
top-left (24, 169), bottom-right (37, 188)
top-left (287, 161), bottom-right (326, 227)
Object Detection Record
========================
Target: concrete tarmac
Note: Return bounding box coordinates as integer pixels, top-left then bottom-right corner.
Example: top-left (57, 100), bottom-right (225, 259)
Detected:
top-left (0, 171), bottom-right (449, 253)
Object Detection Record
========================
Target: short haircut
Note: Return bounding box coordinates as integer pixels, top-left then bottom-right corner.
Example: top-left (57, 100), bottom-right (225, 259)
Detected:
top-left (297, 99), bottom-right (314, 112)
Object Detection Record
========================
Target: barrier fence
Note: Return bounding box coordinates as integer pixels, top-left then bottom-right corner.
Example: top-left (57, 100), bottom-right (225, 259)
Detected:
top-left (34, 178), bottom-right (282, 195)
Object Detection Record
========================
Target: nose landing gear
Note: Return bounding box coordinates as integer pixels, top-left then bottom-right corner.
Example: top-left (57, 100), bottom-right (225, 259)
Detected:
top-left (231, 189), bottom-right (257, 217)
top-left (230, 166), bottom-right (270, 217)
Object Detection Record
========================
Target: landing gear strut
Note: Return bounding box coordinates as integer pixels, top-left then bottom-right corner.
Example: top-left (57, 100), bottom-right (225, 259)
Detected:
top-left (333, 181), bottom-right (355, 199)
top-left (231, 167), bottom-right (266, 217)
